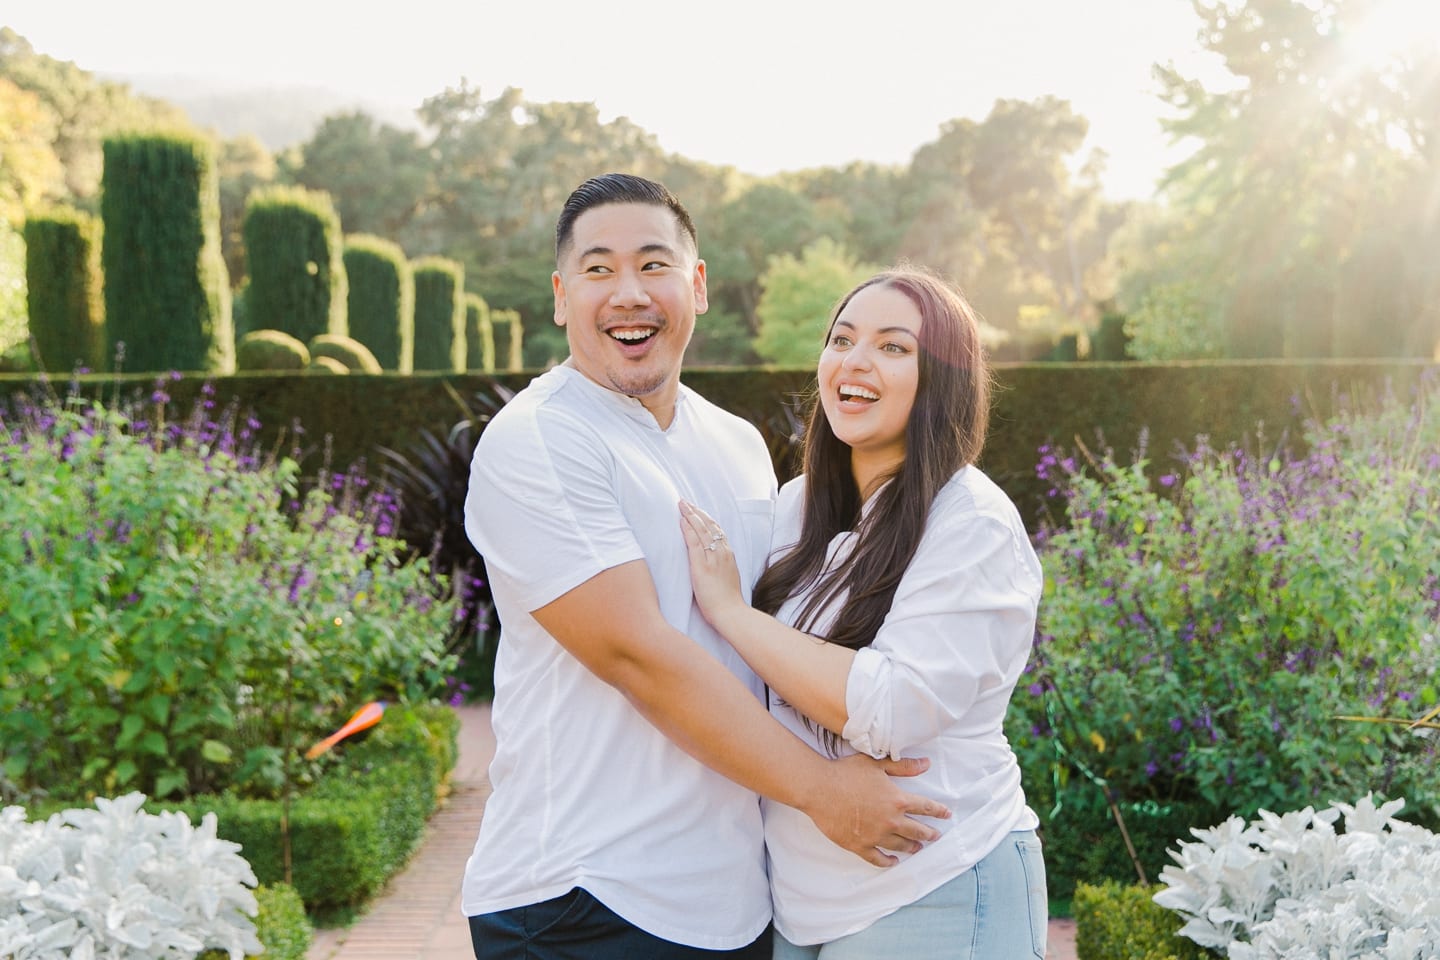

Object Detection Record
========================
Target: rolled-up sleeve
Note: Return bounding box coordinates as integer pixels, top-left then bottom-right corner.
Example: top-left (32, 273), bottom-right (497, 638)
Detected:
top-left (841, 512), bottom-right (1042, 759)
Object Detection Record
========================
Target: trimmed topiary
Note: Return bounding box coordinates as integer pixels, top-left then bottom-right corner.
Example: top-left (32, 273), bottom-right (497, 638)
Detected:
top-left (243, 186), bottom-right (347, 344)
top-left (491, 308), bottom-right (523, 371)
top-left (23, 207), bottom-right (106, 373)
top-left (464, 292), bottom-right (493, 372)
top-left (344, 234), bottom-right (413, 372)
top-left (307, 355), bottom-right (349, 375)
top-left (308, 333), bottom-right (382, 374)
top-left (411, 256), bottom-right (464, 372)
top-left (101, 132), bottom-right (233, 373)
top-left (235, 329), bottom-right (310, 371)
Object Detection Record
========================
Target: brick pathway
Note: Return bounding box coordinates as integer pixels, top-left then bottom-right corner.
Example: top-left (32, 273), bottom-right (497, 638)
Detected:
top-left (306, 703), bottom-right (1077, 959)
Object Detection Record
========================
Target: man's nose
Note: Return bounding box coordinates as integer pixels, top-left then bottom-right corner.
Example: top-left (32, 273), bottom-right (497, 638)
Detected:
top-left (610, 269), bottom-right (652, 308)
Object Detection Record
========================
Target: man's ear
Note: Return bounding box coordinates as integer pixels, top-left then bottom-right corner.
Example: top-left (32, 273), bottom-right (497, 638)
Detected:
top-left (693, 259), bottom-right (709, 316)
top-left (552, 271), bottom-right (567, 327)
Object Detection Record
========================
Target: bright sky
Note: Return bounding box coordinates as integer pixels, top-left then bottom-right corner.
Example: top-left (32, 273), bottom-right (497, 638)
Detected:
top-left (9, 0), bottom-right (1236, 200)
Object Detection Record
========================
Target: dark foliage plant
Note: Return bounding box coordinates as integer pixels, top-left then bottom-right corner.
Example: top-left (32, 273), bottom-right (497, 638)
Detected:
top-left (377, 380), bottom-right (514, 700)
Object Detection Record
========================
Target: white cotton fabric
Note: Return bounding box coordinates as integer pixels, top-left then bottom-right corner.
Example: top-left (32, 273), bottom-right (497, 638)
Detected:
top-left (763, 467), bottom-right (1044, 945)
top-left (461, 364), bottom-right (776, 949)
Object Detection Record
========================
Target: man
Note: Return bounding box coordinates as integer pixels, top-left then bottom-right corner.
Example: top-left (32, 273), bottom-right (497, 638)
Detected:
top-left (462, 173), bottom-right (946, 959)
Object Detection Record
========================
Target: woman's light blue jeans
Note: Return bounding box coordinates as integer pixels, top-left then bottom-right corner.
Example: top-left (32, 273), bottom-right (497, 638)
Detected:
top-left (772, 830), bottom-right (1047, 960)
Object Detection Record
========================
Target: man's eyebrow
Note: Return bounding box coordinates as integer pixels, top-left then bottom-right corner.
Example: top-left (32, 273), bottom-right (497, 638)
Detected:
top-left (578, 242), bottom-right (680, 260)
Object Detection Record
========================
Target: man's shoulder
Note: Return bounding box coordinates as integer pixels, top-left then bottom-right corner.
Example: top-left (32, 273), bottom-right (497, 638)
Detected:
top-left (480, 368), bottom-right (586, 442)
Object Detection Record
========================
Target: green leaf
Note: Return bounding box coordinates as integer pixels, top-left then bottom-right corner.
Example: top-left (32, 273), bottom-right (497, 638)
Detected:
top-left (154, 768), bottom-right (187, 799)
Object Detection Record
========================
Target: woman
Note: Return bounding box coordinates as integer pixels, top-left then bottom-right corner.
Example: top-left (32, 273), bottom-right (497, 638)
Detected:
top-left (679, 268), bottom-right (1047, 959)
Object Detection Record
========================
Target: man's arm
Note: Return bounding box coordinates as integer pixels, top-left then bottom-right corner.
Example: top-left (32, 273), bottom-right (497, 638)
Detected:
top-left (532, 559), bottom-right (950, 867)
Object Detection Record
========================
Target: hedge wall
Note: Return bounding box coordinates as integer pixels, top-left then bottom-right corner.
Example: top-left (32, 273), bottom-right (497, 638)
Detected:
top-left (6, 360), bottom-right (1431, 526)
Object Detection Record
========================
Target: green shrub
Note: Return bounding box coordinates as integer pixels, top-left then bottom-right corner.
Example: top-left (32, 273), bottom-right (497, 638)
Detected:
top-left (242, 186), bottom-right (347, 344)
top-left (22, 207), bottom-right (105, 372)
top-left (236, 329), bottom-right (310, 371)
top-left (1010, 374), bottom-right (1440, 850)
top-left (491, 307), bottom-right (523, 371)
top-left (309, 333), bottom-right (381, 373)
top-left (100, 132), bottom-right (233, 373)
top-left (1073, 881), bottom-right (1211, 960)
top-left (344, 234), bottom-right (413, 372)
top-left (465, 292), bottom-right (493, 372)
top-left (0, 385), bottom-right (457, 802)
top-left (412, 256), bottom-right (465, 372)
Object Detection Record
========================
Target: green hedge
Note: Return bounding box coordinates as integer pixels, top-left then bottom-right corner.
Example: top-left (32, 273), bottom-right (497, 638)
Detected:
top-left (1073, 881), bottom-right (1211, 960)
top-left (100, 132), bottom-right (233, 373)
top-left (344, 234), bottom-right (413, 372)
top-left (412, 256), bottom-right (464, 372)
top-left (23, 207), bottom-right (105, 372)
top-left (242, 186), bottom-right (347, 344)
top-left (4, 361), bottom-right (1432, 525)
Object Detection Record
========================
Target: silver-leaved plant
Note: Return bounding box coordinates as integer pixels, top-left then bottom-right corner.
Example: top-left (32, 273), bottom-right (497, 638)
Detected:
top-left (1155, 794), bottom-right (1440, 959)
top-left (0, 793), bottom-right (262, 959)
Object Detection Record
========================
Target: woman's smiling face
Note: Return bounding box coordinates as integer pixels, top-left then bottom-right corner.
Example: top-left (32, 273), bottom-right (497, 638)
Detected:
top-left (817, 282), bottom-right (922, 490)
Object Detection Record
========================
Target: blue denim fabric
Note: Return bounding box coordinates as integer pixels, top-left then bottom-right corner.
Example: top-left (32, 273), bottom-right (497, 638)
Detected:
top-left (773, 830), bottom-right (1048, 960)
top-left (469, 887), bottom-right (772, 960)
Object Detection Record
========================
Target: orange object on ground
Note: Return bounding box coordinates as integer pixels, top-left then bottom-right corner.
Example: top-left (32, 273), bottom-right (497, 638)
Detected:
top-left (305, 700), bottom-right (387, 759)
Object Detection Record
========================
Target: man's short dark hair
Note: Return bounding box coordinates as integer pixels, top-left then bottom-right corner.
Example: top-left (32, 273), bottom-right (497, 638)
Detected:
top-left (555, 173), bottom-right (697, 263)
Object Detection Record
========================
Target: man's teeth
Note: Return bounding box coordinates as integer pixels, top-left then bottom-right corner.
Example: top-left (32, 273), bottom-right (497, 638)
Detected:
top-left (839, 385), bottom-right (879, 401)
top-left (611, 329), bottom-right (654, 342)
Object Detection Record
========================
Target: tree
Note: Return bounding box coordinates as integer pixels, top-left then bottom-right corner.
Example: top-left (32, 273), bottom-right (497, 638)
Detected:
top-left (753, 237), bottom-right (878, 366)
top-left (216, 134), bottom-right (277, 286)
top-left (0, 77), bottom-right (64, 223)
top-left (1152, 0), bottom-right (1440, 357)
top-left (288, 111), bottom-right (429, 240)
top-left (1, 28), bottom-right (191, 203)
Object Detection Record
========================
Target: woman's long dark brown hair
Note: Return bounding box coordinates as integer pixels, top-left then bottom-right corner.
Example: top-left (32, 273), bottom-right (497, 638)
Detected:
top-left (752, 268), bottom-right (991, 652)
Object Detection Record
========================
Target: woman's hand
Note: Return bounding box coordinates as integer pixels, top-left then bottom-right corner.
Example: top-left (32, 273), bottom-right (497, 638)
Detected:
top-left (678, 500), bottom-right (747, 630)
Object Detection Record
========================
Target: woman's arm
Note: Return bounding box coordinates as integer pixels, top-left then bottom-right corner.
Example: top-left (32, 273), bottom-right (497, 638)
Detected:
top-left (680, 499), bottom-right (856, 733)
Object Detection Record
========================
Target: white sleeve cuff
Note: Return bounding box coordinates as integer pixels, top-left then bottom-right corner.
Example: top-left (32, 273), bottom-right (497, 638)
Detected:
top-left (841, 646), bottom-right (894, 759)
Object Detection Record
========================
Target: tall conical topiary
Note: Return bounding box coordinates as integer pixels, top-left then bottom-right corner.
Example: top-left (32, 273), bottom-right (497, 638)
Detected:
top-left (464, 292), bottom-right (493, 372)
top-left (23, 207), bottom-right (105, 372)
top-left (411, 256), bottom-right (464, 372)
top-left (242, 185), bottom-right (347, 344)
top-left (344, 234), bottom-right (413, 372)
top-left (101, 132), bottom-right (233, 372)
top-left (491, 308), bottom-right (524, 371)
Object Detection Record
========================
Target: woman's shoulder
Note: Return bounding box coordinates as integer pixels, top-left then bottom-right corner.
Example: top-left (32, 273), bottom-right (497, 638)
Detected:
top-left (932, 465), bottom-right (1029, 532)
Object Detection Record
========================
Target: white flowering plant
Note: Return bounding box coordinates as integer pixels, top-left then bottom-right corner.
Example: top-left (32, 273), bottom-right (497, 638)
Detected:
top-left (0, 793), bottom-right (262, 960)
top-left (1154, 794), bottom-right (1440, 959)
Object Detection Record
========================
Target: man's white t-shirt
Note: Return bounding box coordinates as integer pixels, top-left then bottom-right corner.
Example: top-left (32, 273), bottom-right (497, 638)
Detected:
top-left (763, 468), bottom-right (1044, 945)
top-left (461, 364), bottom-right (776, 949)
